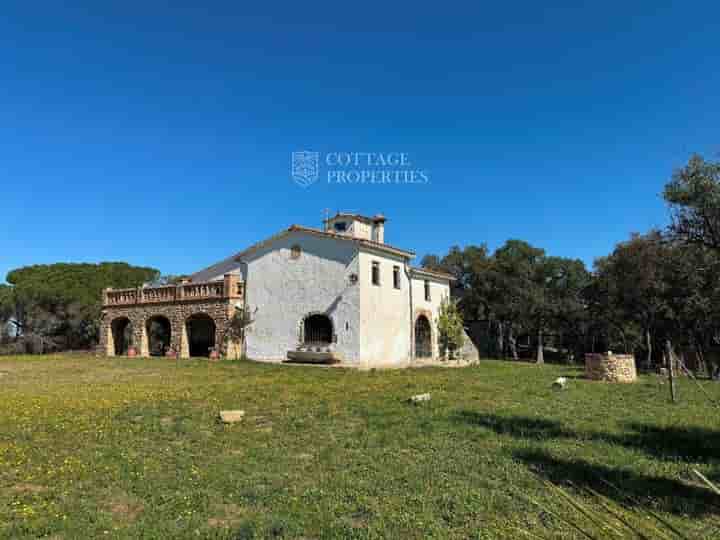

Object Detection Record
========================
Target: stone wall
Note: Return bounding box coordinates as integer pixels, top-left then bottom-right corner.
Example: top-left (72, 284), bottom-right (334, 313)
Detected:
top-left (100, 298), bottom-right (239, 359)
top-left (585, 353), bottom-right (637, 382)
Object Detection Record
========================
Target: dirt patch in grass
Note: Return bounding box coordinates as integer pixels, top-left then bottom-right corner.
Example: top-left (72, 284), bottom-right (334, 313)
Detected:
top-left (106, 494), bottom-right (144, 523)
top-left (11, 483), bottom-right (48, 494)
top-left (345, 515), bottom-right (369, 529)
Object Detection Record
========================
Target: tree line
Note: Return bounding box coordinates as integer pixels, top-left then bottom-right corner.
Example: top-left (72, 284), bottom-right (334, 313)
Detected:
top-left (0, 262), bottom-right (159, 353)
top-left (422, 154), bottom-right (720, 375)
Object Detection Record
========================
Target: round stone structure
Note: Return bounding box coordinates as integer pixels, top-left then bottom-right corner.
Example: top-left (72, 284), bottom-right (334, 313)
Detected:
top-left (584, 353), bottom-right (637, 383)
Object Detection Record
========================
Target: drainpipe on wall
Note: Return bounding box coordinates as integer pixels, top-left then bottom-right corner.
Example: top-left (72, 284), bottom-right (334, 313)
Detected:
top-left (404, 261), bottom-right (414, 363)
top-left (238, 259), bottom-right (249, 359)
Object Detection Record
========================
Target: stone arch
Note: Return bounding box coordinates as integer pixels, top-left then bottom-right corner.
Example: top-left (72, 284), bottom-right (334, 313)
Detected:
top-left (301, 312), bottom-right (334, 346)
top-left (146, 315), bottom-right (172, 356)
top-left (109, 317), bottom-right (133, 356)
top-left (185, 313), bottom-right (217, 357)
top-left (414, 314), bottom-right (432, 359)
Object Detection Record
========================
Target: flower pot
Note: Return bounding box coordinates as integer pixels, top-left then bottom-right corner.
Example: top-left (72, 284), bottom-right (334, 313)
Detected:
top-left (165, 350), bottom-right (176, 358)
top-left (127, 347), bottom-right (137, 357)
top-left (209, 350), bottom-right (220, 360)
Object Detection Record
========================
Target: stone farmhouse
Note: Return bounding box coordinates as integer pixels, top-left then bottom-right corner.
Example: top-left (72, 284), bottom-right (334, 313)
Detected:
top-left (100, 213), bottom-right (463, 368)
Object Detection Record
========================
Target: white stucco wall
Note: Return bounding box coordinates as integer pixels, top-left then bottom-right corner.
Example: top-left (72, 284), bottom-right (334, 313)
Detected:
top-left (241, 231), bottom-right (362, 364)
top-left (358, 249), bottom-right (412, 366)
top-left (411, 274), bottom-right (451, 359)
top-left (352, 221), bottom-right (372, 241)
top-left (327, 217), bottom-right (373, 241)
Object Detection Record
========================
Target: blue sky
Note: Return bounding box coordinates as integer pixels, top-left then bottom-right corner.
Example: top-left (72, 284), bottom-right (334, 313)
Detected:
top-left (1, 1), bottom-right (718, 282)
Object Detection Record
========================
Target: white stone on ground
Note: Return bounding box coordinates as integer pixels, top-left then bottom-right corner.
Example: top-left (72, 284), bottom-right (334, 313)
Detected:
top-left (219, 410), bottom-right (245, 423)
top-left (408, 393), bottom-right (431, 403)
top-left (552, 377), bottom-right (567, 390)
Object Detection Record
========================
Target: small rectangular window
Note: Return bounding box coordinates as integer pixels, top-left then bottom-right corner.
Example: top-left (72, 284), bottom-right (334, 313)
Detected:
top-left (393, 266), bottom-right (401, 289)
top-left (372, 261), bottom-right (380, 286)
top-left (424, 280), bottom-right (431, 301)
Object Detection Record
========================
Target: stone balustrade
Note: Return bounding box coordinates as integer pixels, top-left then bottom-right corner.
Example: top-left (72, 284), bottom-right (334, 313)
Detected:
top-left (104, 274), bottom-right (242, 307)
top-left (585, 353), bottom-right (637, 383)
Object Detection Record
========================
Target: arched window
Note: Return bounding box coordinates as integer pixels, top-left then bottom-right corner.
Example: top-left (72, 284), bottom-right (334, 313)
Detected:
top-left (290, 244), bottom-right (302, 259)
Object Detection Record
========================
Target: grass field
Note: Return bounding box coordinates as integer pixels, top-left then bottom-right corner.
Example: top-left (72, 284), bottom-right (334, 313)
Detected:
top-left (1, 355), bottom-right (719, 539)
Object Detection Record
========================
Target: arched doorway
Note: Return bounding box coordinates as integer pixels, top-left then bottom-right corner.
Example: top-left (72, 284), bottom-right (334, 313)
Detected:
top-left (303, 314), bottom-right (333, 346)
top-left (110, 317), bottom-right (133, 356)
top-left (415, 315), bottom-right (432, 359)
top-left (146, 316), bottom-right (172, 356)
top-left (186, 314), bottom-right (216, 357)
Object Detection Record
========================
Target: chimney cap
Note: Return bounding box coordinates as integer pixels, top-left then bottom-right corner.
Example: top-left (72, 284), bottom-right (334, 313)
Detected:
top-left (372, 213), bottom-right (386, 223)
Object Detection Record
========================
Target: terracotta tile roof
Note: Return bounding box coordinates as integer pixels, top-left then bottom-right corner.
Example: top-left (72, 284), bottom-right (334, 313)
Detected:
top-left (285, 225), bottom-right (413, 257)
top-left (190, 224), bottom-right (414, 281)
top-left (409, 266), bottom-right (456, 281)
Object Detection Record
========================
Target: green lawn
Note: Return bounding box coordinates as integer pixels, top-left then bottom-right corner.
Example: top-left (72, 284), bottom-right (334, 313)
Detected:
top-left (1, 355), bottom-right (719, 539)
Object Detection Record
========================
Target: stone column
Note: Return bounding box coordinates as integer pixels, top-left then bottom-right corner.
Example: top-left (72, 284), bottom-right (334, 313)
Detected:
top-left (223, 273), bottom-right (240, 299)
top-left (179, 321), bottom-right (190, 358)
top-left (105, 325), bottom-right (113, 356)
top-left (98, 310), bottom-right (109, 356)
top-left (170, 314), bottom-right (183, 357)
top-left (136, 315), bottom-right (149, 357)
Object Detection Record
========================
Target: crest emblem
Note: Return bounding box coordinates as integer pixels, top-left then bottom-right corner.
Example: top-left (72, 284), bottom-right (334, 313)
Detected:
top-left (291, 151), bottom-right (320, 187)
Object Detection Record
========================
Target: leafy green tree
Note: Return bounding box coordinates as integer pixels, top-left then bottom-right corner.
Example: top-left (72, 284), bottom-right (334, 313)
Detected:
top-left (664, 154), bottom-right (720, 250)
top-left (592, 231), bottom-right (672, 368)
top-left (422, 246), bottom-right (492, 321)
top-left (224, 305), bottom-right (258, 359)
top-left (426, 241), bottom-right (591, 364)
top-left (658, 241), bottom-right (720, 375)
top-left (436, 297), bottom-right (464, 358)
top-left (540, 256), bottom-right (591, 363)
top-left (419, 254), bottom-right (443, 272)
top-left (490, 240), bottom-right (546, 362)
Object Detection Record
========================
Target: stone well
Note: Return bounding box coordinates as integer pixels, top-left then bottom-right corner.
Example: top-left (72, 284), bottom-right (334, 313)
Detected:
top-left (584, 353), bottom-right (637, 383)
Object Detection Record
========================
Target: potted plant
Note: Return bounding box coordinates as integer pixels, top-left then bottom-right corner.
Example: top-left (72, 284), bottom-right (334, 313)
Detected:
top-left (127, 345), bottom-right (137, 357)
top-left (165, 347), bottom-right (177, 358)
top-left (209, 346), bottom-right (221, 360)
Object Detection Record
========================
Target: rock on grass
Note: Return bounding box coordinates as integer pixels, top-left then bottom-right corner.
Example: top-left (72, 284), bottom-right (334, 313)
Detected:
top-left (219, 410), bottom-right (245, 423)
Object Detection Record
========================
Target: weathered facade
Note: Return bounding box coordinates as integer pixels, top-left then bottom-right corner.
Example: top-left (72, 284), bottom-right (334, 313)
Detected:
top-left (100, 213), bottom-right (477, 367)
top-left (100, 274), bottom-right (243, 359)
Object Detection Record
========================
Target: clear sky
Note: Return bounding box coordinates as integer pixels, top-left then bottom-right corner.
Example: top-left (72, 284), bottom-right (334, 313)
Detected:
top-left (1, 1), bottom-right (718, 282)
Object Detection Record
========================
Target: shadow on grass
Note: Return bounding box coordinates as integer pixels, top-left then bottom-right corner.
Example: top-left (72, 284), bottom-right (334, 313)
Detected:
top-left (614, 423), bottom-right (720, 463)
top-left (515, 449), bottom-right (720, 517)
top-left (455, 412), bottom-right (720, 463)
top-left (453, 411), bottom-right (576, 440)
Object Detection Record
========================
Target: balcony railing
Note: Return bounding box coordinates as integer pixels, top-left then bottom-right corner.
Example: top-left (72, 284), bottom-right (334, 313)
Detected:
top-left (104, 276), bottom-right (242, 307)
